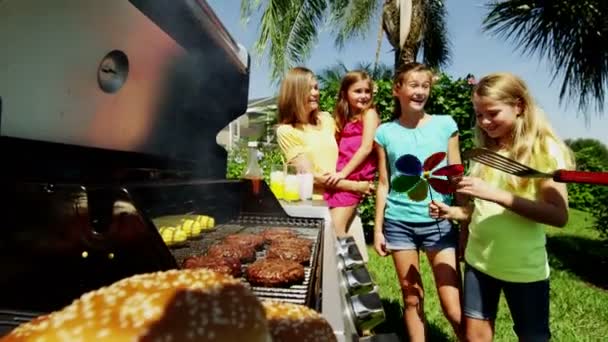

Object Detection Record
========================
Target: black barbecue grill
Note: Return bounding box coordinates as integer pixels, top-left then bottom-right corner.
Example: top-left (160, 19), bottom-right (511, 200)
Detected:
top-left (0, 0), bottom-right (328, 337)
top-left (125, 180), bottom-right (325, 309)
top-left (0, 169), bottom-right (326, 336)
top-left (1, 1), bottom-right (400, 340)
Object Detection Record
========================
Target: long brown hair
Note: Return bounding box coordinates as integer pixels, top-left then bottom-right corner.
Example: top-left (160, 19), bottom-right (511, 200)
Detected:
top-left (470, 72), bottom-right (575, 191)
top-left (277, 67), bottom-right (319, 126)
top-left (392, 62), bottom-right (434, 118)
top-left (333, 70), bottom-right (375, 132)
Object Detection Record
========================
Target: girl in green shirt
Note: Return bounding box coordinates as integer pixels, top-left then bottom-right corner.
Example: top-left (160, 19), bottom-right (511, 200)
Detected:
top-left (430, 72), bottom-right (574, 341)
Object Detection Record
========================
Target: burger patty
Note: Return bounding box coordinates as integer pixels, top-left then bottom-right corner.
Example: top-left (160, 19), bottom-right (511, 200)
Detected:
top-left (207, 243), bottom-right (256, 263)
top-left (182, 255), bottom-right (242, 277)
top-left (246, 259), bottom-right (305, 287)
top-left (266, 244), bottom-right (311, 265)
top-left (270, 237), bottom-right (314, 249)
top-left (261, 228), bottom-right (297, 243)
top-left (223, 233), bottom-right (265, 250)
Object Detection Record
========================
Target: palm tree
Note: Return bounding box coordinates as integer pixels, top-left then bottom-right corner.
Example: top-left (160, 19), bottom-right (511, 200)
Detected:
top-left (316, 61), bottom-right (393, 88)
top-left (316, 62), bottom-right (350, 89)
top-left (240, 0), bottom-right (450, 81)
top-left (482, 0), bottom-right (608, 116)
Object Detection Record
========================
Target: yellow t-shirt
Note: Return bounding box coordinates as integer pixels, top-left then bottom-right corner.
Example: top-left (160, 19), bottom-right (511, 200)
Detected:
top-left (276, 112), bottom-right (339, 195)
top-left (465, 139), bottom-right (569, 282)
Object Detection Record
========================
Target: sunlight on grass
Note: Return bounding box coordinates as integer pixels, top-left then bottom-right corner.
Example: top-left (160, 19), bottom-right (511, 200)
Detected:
top-left (367, 209), bottom-right (608, 341)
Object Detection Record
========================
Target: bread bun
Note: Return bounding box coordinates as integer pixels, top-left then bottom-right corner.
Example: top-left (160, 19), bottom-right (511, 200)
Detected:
top-left (1, 269), bottom-right (270, 342)
top-left (263, 301), bottom-right (337, 342)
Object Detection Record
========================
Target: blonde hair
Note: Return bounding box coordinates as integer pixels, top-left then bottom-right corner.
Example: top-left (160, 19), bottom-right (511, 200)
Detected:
top-left (334, 70), bottom-right (376, 132)
top-left (392, 62), bottom-right (435, 118)
top-left (470, 72), bottom-right (575, 191)
top-left (277, 67), bottom-right (319, 126)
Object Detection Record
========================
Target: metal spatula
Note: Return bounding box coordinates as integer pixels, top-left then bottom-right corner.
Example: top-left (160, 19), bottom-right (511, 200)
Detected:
top-left (463, 148), bottom-right (608, 186)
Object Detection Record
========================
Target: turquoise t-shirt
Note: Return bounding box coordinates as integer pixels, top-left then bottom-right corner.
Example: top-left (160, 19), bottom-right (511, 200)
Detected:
top-left (374, 115), bottom-right (459, 222)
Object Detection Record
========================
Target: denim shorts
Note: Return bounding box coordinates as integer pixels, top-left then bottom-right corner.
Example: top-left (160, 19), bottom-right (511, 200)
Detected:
top-left (464, 264), bottom-right (551, 341)
top-left (382, 218), bottom-right (456, 251)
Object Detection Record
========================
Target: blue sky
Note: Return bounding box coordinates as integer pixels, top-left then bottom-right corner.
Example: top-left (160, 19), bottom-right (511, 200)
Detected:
top-left (208, 0), bottom-right (607, 145)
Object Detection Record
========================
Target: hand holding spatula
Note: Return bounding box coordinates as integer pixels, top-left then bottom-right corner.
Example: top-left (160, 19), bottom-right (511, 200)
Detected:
top-left (463, 148), bottom-right (608, 186)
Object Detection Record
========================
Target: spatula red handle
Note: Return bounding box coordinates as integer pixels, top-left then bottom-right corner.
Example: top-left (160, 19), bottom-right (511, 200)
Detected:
top-left (553, 170), bottom-right (608, 185)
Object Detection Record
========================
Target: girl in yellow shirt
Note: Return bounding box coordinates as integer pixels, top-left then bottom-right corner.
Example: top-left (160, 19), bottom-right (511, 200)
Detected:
top-left (430, 72), bottom-right (574, 341)
top-left (275, 67), bottom-right (373, 199)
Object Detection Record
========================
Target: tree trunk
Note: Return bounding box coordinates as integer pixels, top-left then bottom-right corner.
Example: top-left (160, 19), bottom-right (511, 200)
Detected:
top-left (373, 5), bottom-right (385, 75)
top-left (394, 45), bottom-right (419, 69)
top-left (382, 0), bottom-right (426, 70)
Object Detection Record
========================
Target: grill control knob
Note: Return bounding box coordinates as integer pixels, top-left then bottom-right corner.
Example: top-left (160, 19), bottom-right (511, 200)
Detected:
top-left (336, 243), bottom-right (356, 257)
top-left (336, 236), bottom-right (357, 248)
top-left (341, 267), bottom-right (374, 295)
top-left (349, 290), bottom-right (386, 332)
top-left (337, 245), bottom-right (365, 270)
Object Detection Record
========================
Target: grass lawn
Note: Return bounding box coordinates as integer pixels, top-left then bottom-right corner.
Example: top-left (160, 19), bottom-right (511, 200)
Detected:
top-left (367, 209), bottom-right (608, 341)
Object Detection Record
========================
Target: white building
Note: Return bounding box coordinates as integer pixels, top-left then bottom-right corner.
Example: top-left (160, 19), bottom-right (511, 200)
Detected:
top-left (216, 96), bottom-right (277, 149)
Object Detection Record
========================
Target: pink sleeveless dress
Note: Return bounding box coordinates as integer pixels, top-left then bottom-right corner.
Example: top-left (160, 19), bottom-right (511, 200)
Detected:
top-left (324, 120), bottom-right (377, 207)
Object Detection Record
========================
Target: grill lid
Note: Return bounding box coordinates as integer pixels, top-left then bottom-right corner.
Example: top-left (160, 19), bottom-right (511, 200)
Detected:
top-left (0, 0), bottom-right (250, 181)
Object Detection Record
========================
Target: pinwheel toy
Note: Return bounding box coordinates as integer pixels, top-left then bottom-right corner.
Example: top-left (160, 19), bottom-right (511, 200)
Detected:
top-left (392, 152), bottom-right (465, 201)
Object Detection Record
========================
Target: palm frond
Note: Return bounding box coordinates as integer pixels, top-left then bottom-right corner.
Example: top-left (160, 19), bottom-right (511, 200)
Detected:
top-left (329, 0), bottom-right (380, 49)
top-left (317, 62), bottom-right (349, 87)
top-left (243, 0), bottom-right (327, 81)
top-left (421, 0), bottom-right (451, 69)
top-left (240, 0), bottom-right (265, 21)
top-left (483, 0), bottom-right (608, 116)
top-left (354, 61), bottom-right (394, 79)
top-left (327, 0), bottom-right (350, 24)
top-left (247, 0), bottom-right (293, 80)
top-left (284, 0), bottom-right (328, 74)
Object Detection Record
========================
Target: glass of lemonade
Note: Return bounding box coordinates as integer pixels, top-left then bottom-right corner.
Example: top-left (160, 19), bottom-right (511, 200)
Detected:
top-left (283, 165), bottom-right (300, 201)
top-left (269, 164), bottom-right (285, 200)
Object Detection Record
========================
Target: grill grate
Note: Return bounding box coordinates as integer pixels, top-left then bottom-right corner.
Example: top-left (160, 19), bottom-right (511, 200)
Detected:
top-left (167, 215), bottom-right (324, 307)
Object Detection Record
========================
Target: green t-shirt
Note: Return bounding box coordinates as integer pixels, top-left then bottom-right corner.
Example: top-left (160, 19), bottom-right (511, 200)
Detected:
top-left (465, 140), bottom-right (569, 282)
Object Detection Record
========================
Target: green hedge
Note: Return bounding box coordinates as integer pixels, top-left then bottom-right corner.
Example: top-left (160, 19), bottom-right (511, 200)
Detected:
top-left (226, 142), bottom-right (284, 183)
top-left (565, 140), bottom-right (608, 238)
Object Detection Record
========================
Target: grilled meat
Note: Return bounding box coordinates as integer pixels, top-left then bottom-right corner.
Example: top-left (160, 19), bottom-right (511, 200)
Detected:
top-left (266, 244), bottom-right (311, 265)
top-left (245, 258), bottom-right (305, 287)
top-left (223, 233), bottom-right (265, 250)
top-left (182, 255), bottom-right (242, 277)
top-left (207, 243), bottom-right (256, 263)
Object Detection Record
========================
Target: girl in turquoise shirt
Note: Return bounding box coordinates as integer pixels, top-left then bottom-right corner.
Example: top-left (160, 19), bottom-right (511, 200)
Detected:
top-left (374, 63), bottom-right (464, 341)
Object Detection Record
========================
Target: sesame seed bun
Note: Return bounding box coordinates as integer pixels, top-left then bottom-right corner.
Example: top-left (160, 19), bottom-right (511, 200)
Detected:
top-left (1, 269), bottom-right (271, 342)
top-left (262, 301), bottom-right (337, 342)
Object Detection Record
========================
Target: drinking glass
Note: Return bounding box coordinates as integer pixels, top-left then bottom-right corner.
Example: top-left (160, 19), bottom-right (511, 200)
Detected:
top-left (283, 165), bottom-right (300, 201)
top-left (297, 172), bottom-right (313, 200)
top-left (269, 164), bottom-right (285, 200)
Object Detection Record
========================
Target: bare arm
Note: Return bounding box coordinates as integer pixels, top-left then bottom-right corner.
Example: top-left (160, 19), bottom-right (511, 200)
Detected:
top-left (290, 154), bottom-right (370, 194)
top-left (336, 110), bottom-right (380, 177)
top-left (430, 201), bottom-right (474, 221)
top-left (446, 131), bottom-right (466, 207)
top-left (373, 143), bottom-right (389, 256)
top-left (373, 144), bottom-right (389, 233)
top-left (493, 179), bottom-right (569, 227)
top-left (446, 132), bottom-right (462, 166)
top-left (457, 177), bottom-right (569, 227)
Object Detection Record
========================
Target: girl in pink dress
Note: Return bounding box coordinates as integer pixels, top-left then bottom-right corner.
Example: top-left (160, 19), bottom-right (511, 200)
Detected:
top-left (325, 71), bottom-right (380, 237)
